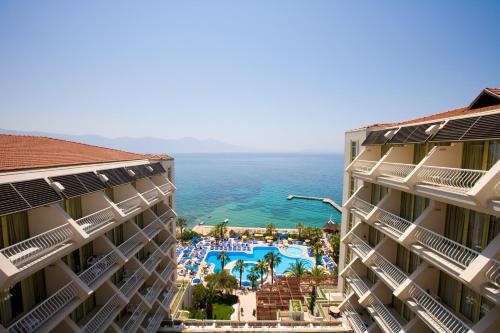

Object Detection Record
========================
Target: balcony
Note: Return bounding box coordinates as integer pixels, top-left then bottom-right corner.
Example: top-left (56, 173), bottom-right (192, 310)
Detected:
top-left (158, 183), bottom-right (174, 195)
top-left (141, 188), bottom-right (160, 203)
top-left (78, 252), bottom-right (121, 288)
top-left (159, 262), bottom-right (176, 281)
top-left (407, 284), bottom-right (469, 333)
top-left (0, 224), bottom-right (73, 269)
top-left (143, 250), bottom-right (163, 272)
top-left (351, 160), bottom-right (378, 174)
top-left (158, 209), bottom-right (176, 226)
top-left (121, 302), bottom-right (148, 333)
top-left (415, 166), bottom-right (487, 194)
top-left (159, 236), bottom-right (176, 254)
top-left (343, 301), bottom-right (369, 333)
top-left (116, 195), bottom-right (142, 215)
top-left (117, 233), bottom-right (144, 258)
top-left (377, 162), bottom-right (417, 180)
top-left (143, 306), bottom-right (165, 333)
top-left (75, 207), bottom-right (115, 235)
top-left (80, 294), bottom-right (122, 333)
top-left (143, 279), bottom-right (163, 304)
top-left (345, 267), bottom-right (370, 298)
top-left (119, 270), bottom-right (146, 298)
top-left (161, 288), bottom-right (177, 309)
top-left (351, 197), bottom-right (375, 218)
top-left (8, 282), bottom-right (78, 333)
top-left (142, 218), bottom-right (163, 239)
top-left (373, 209), bottom-right (412, 238)
top-left (346, 234), bottom-right (373, 258)
top-left (365, 295), bottom-right (403, 333)
top-left (367, 253), bottom-right (407, 290)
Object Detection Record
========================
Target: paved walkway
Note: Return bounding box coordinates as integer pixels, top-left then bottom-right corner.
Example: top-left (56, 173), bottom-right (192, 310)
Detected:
top-left (231, 289), bottom-right (257, 321)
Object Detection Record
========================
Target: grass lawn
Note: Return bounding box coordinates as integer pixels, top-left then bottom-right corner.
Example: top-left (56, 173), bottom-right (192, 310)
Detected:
top-left (212, 302), bottom-right (234, 320)
top-left (189, 294), bottom-right (237, 320)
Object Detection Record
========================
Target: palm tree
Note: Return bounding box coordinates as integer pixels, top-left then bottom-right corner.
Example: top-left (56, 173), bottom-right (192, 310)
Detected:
top-left (247, 268), bottom-right (259, 290)
top-left (206, 270), bottom-right (238, 295)
top-left (216, 251), bottom-right (230, 270)
top-left (296, 223), bottom-right (303, 239)
top-left (311, 242), bottom-right (324, 266)
top-left (204, 283), bottom-right (218, 319)
top-left (306, 267), bottom-right (326, 313)
top-left (255, 259), bottom-right (268, 286)
top-left (176, 218), bottom-right (188, 236)
top-left (264, 251), bottom-right (282, 284)
top-left (235, 259), bottom-right (247, 288)
top-left (285, 259), bottom-right (309, 283)
top-left (266, 223), bottom-right (276, 237)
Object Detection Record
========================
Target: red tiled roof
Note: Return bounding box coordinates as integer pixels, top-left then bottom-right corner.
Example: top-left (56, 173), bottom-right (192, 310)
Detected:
top-left (0, 134), bottom-right (172, 172)
top-left (368, 88), bottom-right (500, 129)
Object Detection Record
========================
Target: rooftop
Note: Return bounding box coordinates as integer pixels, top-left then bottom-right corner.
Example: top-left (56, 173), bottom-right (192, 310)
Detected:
top-left (0, 134), bottom-right (172, 172)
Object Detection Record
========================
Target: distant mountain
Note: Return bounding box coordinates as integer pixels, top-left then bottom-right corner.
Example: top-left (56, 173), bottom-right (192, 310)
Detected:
top-left (0, 128), bottom-right (248, 154)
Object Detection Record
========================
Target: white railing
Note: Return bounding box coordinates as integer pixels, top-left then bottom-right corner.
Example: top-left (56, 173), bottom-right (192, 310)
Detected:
top-left (158, 183), bottom-right (173, 195)
top-left (8, 282), bottom-right (78, 333)
top-left (378, 162), bottom-right (416, 180)
top-left (120, 270), bottom-right (145, 298)
top-left (352, 160), bottom-right (378, 174)
top-left (117, 233), bottom-right (143, 258)
top-left (345, 268), bottom-right (370, 296)
top-left (344, 302), bottom-right (368, 333)
top-left (1, 224), bottom-right (73, 268)
top-left (161, 289), bottom-right (177, 308)
top-left (160, 262), bottom-right (176, 281)
top-left (348, 234), bottom-right (373, 257)
top-left (159, 236), bottom-right (176, 254)
top-left (484, 260), bottom-right (500, 288)
top-left (143, 250), bottom-right (162, 272)
top-left (81, 295), bottom-right (121, 333)
top-left (366, 295), bottom-right (402, 333)
top-left (122, 303), bottom-right (147, 333)
top-left (144, 279), bottom-right (163, 304)
top-left (116, 195), bottom-right (142, 214)
top-left (374, 209), bottom-right (412, 236)
top-left (79, 252), bottom-right (120, 287)
top-left (408, 284), bottom-right (469, 333)
top-left (142, 219), bottom-right (162, 238)
top-left (141, 188), bottom-right (159, 203)
top-left (158, 209), bottom-right (176, 224)
top-left (144, 307), bottom-right (164, 333)
top-left (351, 197), bottom-right (375, 216)
top-left (413, 227), bottom-right (480, 268)
top-left (369, 253), bottom-right (407, 287)
top-left (75, 206), bottom-right (115, 234)
top-left (416, 166), bottom-right (487, 194)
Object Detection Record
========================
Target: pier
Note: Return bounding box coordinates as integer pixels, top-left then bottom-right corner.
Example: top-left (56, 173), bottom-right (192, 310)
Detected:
top-left (287, 195), bottom-right (342, 212)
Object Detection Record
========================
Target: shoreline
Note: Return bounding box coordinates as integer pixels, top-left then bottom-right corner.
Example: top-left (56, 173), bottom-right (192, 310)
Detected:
top-left (192, 225), bottom-right (299, 236)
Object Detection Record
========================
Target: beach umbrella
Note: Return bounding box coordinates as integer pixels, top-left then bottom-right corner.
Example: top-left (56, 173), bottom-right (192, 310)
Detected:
top-left (305, 239), bottom-right (310, 243)
top-left (192, 278), bottom-right (201, 284)
top-left (242, 281), bottom-right (251, 287)
top-left (177, 264), bottom-right (184, 269)
top-left (254, 233), bottom-right (263, 237)
top-left (242, 235), bottom-right (247, 239)
top-left (265, 236), bottom-right (273, 240)
top-left (329, 306), bottom-right (340, 315)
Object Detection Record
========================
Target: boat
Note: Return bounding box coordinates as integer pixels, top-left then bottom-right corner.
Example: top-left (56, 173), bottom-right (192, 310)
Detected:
top-left (223, 218), bottom-right (229, 223)
top-left (199, 220), bottom-right (205, 225)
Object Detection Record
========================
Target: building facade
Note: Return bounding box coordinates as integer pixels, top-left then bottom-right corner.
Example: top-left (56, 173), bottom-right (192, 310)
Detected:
top-left (338, 88), bottom-right (500, 333)
top-left (0, 135), bottom-right (177, 333)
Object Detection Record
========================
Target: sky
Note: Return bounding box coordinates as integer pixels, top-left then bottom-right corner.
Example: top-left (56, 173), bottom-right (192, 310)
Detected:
top-left (0, 1), bottom-right (499, 153)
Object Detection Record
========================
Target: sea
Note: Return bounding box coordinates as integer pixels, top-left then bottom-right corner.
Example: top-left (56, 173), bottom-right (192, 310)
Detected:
top-left (173, 153), bottom-right (344, 229)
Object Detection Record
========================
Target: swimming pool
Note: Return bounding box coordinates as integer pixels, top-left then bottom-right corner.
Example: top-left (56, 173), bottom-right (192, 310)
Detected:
top-left (284, 246), bottom-right (304, 257)
top-left (205, 246), bottom-right (314, 280)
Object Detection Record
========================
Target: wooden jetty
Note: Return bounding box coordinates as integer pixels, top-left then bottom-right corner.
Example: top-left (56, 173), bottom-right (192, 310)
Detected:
top-left (287, 195), bottom-right (342, 212)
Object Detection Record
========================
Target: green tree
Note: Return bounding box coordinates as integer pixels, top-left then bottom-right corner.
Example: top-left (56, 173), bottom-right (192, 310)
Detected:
top-left (205, 270), bottom-right (238, 295)
top-left (255, 259), bottom-right (268, 286)
top-left (266, 223), bottom-right (276, 237)
top-left (216, 251), bottom-right (230, 270)
top-left (311, 242), bottom-right (324, 266)
top-left (296, 223), bottom-right (303, 239)
top-left (264, 251), bottom-right (282, 284)
top-left (235, 259), bottom-right (247, 288)
top-left (176, 217), bottom-right (188, 236)
top-left (247, 268), bottom-right (259, 290)
top-left (306, 267), bottom-right (326, 313)
top-left (285, 259), bottom-right (309, 282)
top-left (329, 233), bottom-right (340, 263)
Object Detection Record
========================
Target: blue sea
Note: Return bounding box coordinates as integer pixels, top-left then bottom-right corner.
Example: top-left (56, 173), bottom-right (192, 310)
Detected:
top-left (173, 153), bottom-right (344, 229)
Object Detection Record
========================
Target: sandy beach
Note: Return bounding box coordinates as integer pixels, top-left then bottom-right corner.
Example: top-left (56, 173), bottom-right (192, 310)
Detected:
top-left (192, 225), bottom-right (299, 236)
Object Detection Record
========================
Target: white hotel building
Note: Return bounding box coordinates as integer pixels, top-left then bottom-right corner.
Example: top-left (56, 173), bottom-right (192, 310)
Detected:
top-left (338, 88), bottom-right (500, 333)
top-left (0, 135), bottom-right (177, 333)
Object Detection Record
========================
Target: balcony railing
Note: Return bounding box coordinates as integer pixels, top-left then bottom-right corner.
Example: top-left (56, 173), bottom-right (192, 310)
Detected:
top-left (352, 160), bottom-right (378, 174)
top-left (117, 233), bottom-right (143, 258)
top-left (1, 224), bottom-right (73, 268)
top-left (81, 294), bottom-right (121, 333)
top-left (79, 252), bottom-right (120, 287)
top-left (158, 209), bottom-right (176, 225)
top-left (413, 227), bottom-right (480, 268)
top-left (408, 284), bottom-right (469, 333)
top-left (159, 236), bottom-right (176, 254)
top-left (75, 207), bottom-right (115, 234)
top-left (142, 219), bottom-right (162, 238)
top-left (160, 262), bottom-right (176, 281)
top-left (116, 195), bottom-right (142, 214)
top-left (158, 183), bottom-right (173, 195)
top-left (161, 289), bottom-right (177, 308)
top-left (366, 295), bottom-right (402, 333)
top-left (122, 303), bottom-right (147, 333)
top-left (484, 260), bottom-right (500, 288)
top-left (368, 253), bottom-right (407, 288)
top-left (345, 268), bottom-right (370, 297)
top-left (120, 270), bottom-right (145, 298)
top-left (143, 250), bottom-right (162, 272)
top-left (374, 209), bottom-right (412, 237)
top-left (144, 279), bottom-right (164, 304)
top-left (8, 282), bottom-right (78, 333)
top-left (351, 197), bottom-right (375, 217)
top-left (141, 188), bottom-right (159, 203)
top-left (416, 166), bottom-right (487, 194)
top-left (347, 234), bottom-right (373, 257)
top-left (378, 162), bottom-right (416, 180)
top-left (144, 307), bottom-right (164, 333)
top-left (343, 302), bottom-right (368, 333)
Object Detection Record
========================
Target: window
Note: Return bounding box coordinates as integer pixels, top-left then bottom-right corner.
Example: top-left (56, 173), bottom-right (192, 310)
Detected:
top-left (370, 184), bottom-right (388, 205)
top-left (462, 141), bottom-right (486, 170)
top-left (487, 140), bottom-right (500, 169)
top-left (167, 167), bottom-right (172, 180)
top-left (396, 244), bottom-right (420, 275)
top-left (368, 225), bottom-right (384, 247)
top-left (62, 197), bottom-right (82, 220)
top-left (350, 141), bottom-right (358, 162)
top-left (399, 193), bottom-right (429, 222)
top-left (349, 177), bottom-right (356, 197)
top-left (0, 211), bottom-right (29, 250)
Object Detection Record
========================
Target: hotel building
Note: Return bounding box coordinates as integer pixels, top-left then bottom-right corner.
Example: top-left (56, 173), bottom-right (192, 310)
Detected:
top-left (338, 88), bottom-right (500, 333)
top-left (0, 135), bottom-right (177, 333)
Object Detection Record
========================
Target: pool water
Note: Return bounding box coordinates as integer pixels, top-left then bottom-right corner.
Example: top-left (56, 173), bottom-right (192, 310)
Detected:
top-left (284, 246), bottom-right (304, 257)
top-left (205, 246), bottom-right (314, 280)
top-left (230, 262), bottom-right (258, 282)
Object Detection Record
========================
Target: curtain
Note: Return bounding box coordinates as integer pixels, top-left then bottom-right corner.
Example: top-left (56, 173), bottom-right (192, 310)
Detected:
top-left (395, 245), bottom-right (407, 272)
top-left (413, 195), bottom-right (429, 220)
top-left (63, 197), bottom-right (82, 220)
top-left (105, 188), bottom-right (114, 201)
top-left (400, 193), bottom-right (413, 221)
top-left (1, 212), bottom-right (29, 249)
top-left (413, 143), bottom-right (426, 164)
top-left (487, 140), bottom-right (500, 169)
top-left (462, 141), bottom-right (485, 170)
top-left (444, 205), bottom-right (466, 244)
top-left (467, 211), bottom-right (487, 252)
top-left (487, 215), bottom-right (500, 245)
top-left (135, 213), bottom-right (144, 228)
top-left (459, 286), bottom-right (479, 322)
top-left (439, 272), bottom-right (459, 310)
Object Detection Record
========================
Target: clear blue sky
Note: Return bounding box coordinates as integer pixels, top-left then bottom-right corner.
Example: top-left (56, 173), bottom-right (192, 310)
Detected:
top-left (0, 1), bottom-right (499, 153)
